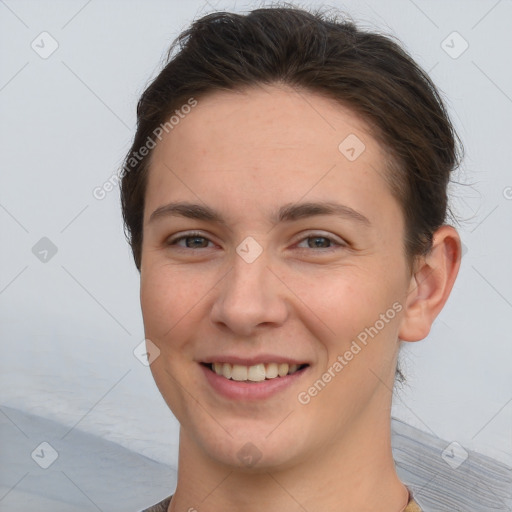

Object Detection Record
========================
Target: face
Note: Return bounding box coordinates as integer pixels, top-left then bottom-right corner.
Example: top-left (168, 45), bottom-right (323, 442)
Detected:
top-left (140, 85), bottom-right (413, 470)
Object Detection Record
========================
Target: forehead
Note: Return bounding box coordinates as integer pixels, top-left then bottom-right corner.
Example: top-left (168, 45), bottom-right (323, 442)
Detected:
top-left (144, 84), bottom-right (395, 226)
top-left (152, 84), bottom-right (380, 165)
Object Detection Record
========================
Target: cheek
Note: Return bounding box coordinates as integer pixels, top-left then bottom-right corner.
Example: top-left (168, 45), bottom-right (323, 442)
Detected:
top-left (299, 267), bottom-right (376, 323)
top-left (140, 266), bottom-right (204, 411)
top-left (140, 270), bottom-right (170, 338)
top-left (140, 263), bottom-right (213, 346)
top-left (305, 267), bottom-right (404, 358)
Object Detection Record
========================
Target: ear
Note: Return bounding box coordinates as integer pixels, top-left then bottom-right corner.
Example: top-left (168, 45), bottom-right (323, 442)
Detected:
top-left (398, 225), bottom-right (461, 342)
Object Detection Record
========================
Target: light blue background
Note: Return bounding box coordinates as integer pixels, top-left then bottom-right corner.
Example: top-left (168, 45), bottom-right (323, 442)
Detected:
top-left (1, 0), bottom-right (511, 507)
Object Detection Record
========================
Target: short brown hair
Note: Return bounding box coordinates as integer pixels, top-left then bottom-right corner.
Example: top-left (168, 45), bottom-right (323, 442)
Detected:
top-left (120, 5), bottom-right (462, 273)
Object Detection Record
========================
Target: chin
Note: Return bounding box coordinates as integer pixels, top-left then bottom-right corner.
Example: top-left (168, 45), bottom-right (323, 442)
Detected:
top-left (191, 418), bottom-right (308, 472)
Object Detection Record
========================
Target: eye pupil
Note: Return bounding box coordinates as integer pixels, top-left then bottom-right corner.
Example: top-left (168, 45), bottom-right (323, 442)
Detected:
top-left (309, 236), bottom-right (330, 248)
top-left (186, 236), bottom-right (207, 248)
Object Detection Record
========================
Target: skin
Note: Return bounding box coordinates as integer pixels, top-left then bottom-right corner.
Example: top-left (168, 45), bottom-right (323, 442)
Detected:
top-left (139, 84), bottom-right (461, 512)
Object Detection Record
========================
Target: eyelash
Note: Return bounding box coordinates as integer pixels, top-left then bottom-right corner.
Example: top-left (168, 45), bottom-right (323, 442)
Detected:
top-left (166, 231), bottom-right (345, 252)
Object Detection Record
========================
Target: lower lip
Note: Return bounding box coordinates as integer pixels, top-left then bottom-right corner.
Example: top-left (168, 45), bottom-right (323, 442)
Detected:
top-left (200, 364), bottom-right (309, 401)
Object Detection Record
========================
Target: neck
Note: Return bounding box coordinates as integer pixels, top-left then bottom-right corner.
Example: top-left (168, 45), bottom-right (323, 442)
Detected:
top-left (169, 399), bottom-right (409, 512)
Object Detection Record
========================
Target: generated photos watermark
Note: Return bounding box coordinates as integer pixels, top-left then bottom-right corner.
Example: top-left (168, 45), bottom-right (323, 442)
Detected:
top-left (297, 301), bottom-right (403, 405)
top-left (92, 97), bottom-right (198, 200)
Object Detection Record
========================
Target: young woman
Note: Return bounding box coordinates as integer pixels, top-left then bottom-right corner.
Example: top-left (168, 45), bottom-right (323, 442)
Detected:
top-left (120, 7), bottom-right (461, 512)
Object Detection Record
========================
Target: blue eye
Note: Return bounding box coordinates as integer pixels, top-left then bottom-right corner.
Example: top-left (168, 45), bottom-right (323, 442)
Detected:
top-left (167, 232), bottom-right (344, 251)
top-left (296, 235), bottom-right (342, 250)
top-left (168, 232), bottom-right (213, 249)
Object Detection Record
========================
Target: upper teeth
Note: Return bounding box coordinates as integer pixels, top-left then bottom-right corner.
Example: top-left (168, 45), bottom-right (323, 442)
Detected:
top-left (211, 362), bottom-right (302, 381)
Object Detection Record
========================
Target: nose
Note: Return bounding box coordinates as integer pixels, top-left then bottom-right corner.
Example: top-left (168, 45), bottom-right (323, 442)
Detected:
top-left (210, 249), bottom-right (289, 337)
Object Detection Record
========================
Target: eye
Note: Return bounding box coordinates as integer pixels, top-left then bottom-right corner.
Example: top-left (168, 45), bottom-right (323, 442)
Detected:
top-left (166, 231), bottom-right (345, 252)
top-left (295, 233), bottom-right (345, 252)
top-left (166, 231), bottom-right (215, 249)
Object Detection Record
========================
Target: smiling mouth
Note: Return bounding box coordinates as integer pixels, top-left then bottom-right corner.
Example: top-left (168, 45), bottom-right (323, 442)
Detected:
top-left (201, 362), bottom-right (309, 382)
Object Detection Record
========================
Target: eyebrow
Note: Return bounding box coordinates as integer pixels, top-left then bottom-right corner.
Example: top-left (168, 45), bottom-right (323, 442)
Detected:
top-left (148, 200), bottom-right (371, 227)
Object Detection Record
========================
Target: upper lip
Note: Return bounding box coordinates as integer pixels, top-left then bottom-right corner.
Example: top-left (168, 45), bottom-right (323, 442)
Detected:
top-left (200, 354), bottom-right (309, 366)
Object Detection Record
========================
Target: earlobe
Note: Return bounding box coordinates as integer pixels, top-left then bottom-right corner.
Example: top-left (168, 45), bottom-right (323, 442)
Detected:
top-left (398, 225), bottom-right (461, 342)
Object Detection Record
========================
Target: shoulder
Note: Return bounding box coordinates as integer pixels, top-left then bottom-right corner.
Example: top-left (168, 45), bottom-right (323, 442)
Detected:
top-left (140, 494), bottom-right (421, 512)
top-left (142, 495), bottom-right (422, 512)
top-left (404, 498), bottom-right (422, 512)
top-left (140, 494), bottom-right (173, 512)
